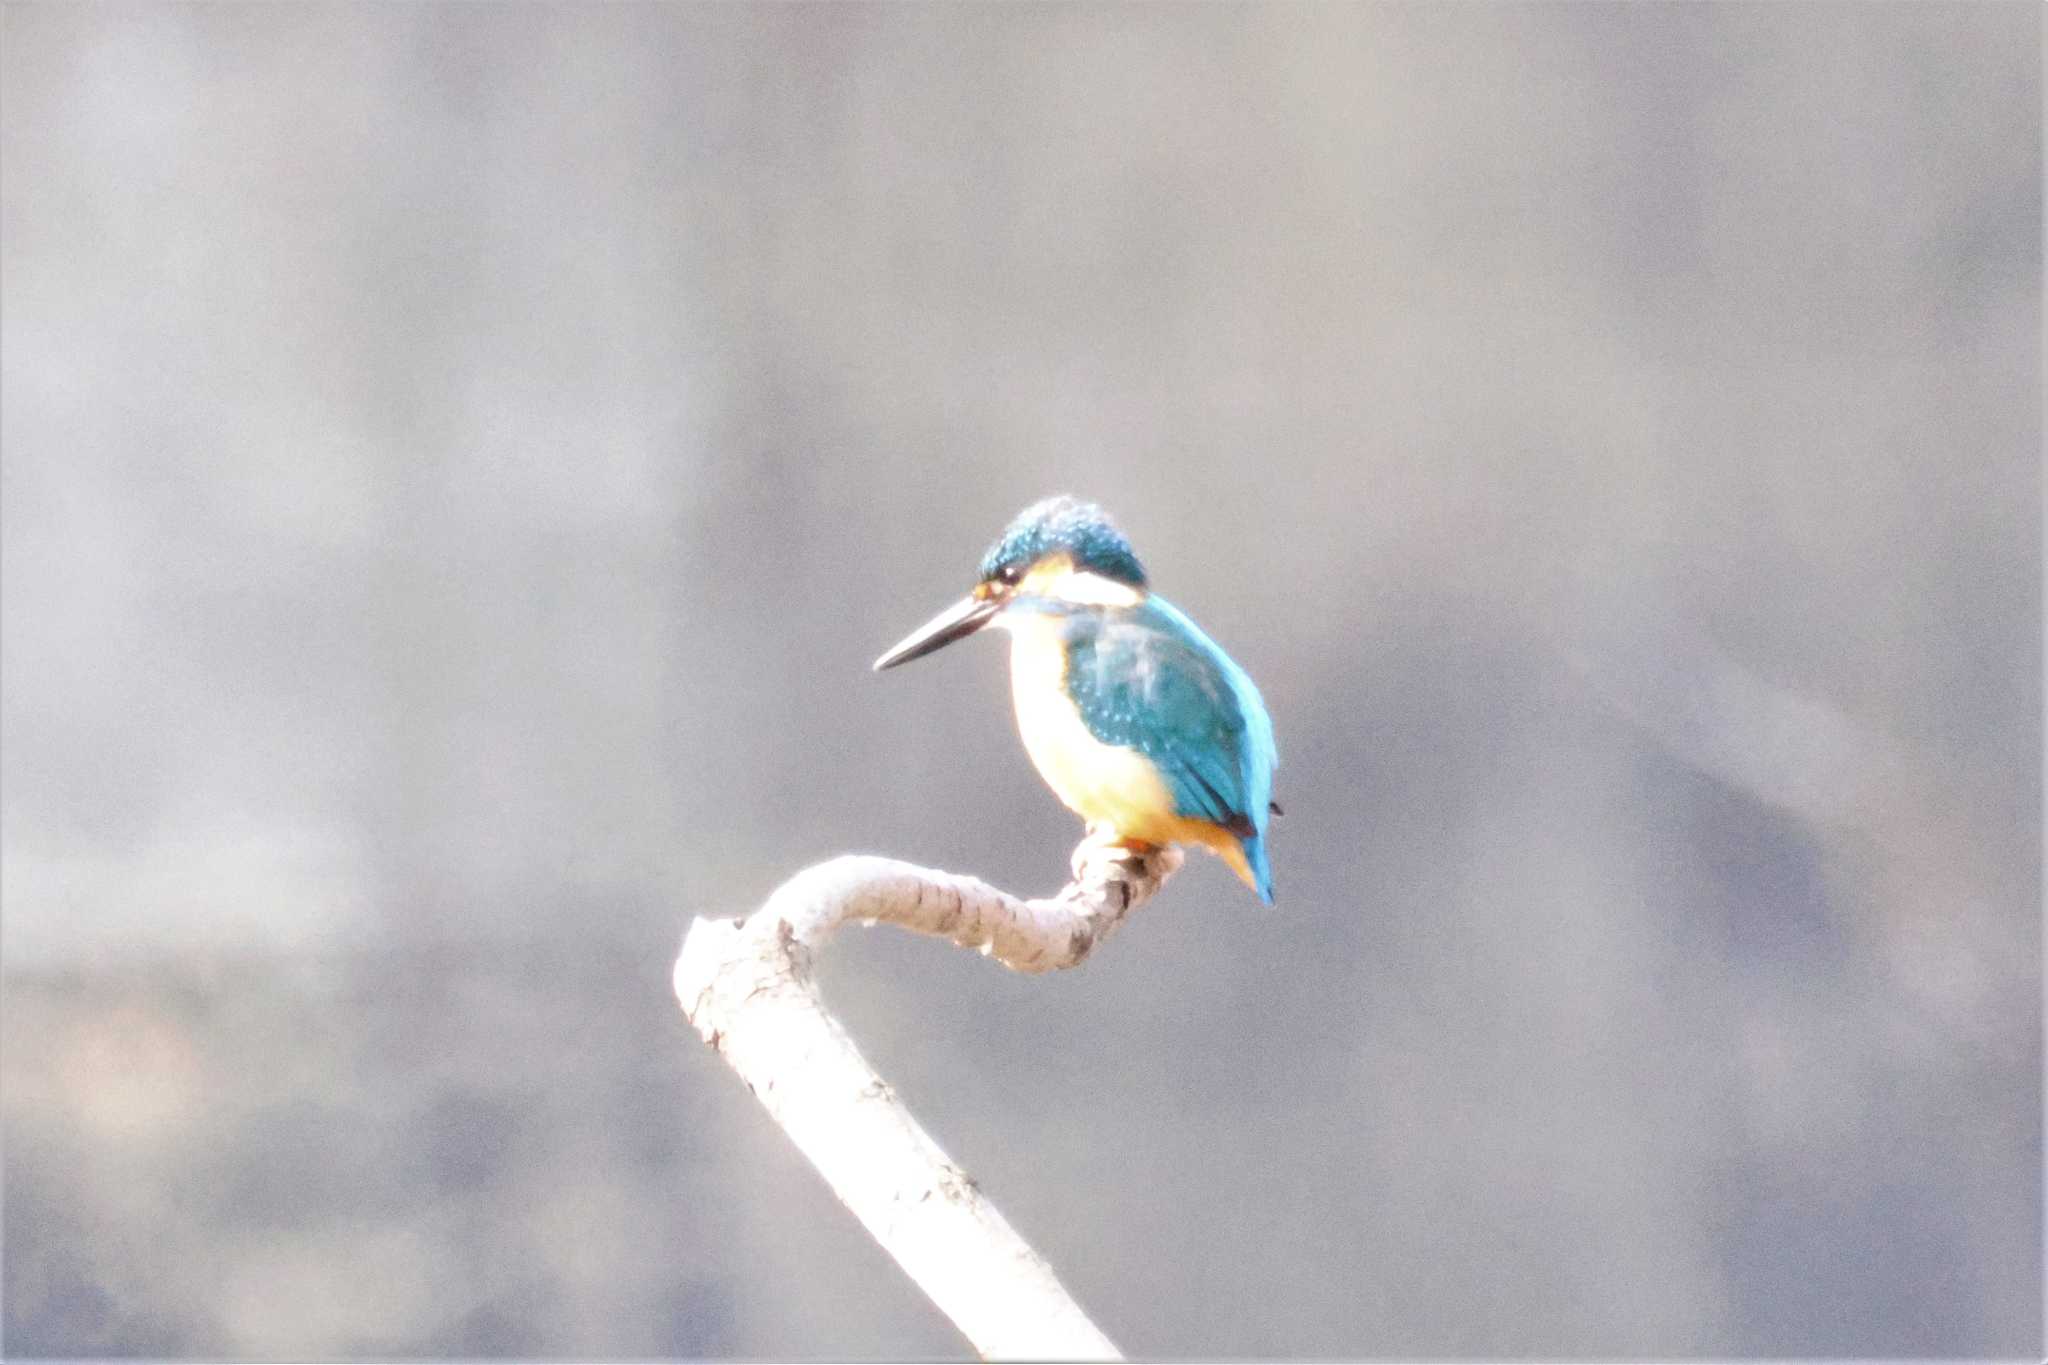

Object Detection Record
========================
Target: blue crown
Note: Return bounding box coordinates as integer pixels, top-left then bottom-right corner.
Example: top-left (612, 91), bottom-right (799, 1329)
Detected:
top-left (979, 496), bottom-right (1148, 588)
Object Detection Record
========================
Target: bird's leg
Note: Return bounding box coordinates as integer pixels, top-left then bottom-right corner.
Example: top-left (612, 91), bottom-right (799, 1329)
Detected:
top-left (1073, 822), bottom-right (1163, 882)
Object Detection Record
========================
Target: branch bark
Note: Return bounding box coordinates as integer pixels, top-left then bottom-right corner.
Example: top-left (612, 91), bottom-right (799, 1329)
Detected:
top-left (672, 830), bottom-right (1182, 1361)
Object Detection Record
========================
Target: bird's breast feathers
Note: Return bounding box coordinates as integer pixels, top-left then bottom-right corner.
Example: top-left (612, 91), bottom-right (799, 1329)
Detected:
top-left (1006, 611), bottom-right (1183, 838)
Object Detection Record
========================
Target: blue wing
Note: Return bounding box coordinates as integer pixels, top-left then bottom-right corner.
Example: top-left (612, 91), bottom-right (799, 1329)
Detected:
top-left (1061, 596), bottom-right (1278, 848)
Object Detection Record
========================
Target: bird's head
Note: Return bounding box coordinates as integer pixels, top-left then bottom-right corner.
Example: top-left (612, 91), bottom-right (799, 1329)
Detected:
top-left (873, 496), bottom-right (1148, 671)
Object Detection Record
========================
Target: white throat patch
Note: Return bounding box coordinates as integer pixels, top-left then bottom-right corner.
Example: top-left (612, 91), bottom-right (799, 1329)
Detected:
top-left (1049, 570), bottom-right (1145, 608)
top-left (1011, 556), bottom-right (1147, 609)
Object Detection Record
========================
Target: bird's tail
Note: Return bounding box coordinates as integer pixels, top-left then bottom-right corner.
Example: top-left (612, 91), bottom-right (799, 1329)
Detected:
top-left (1239, 832), bottom-right (1275, 906)
top-left (1201, 824), bottom-right (1277, 905)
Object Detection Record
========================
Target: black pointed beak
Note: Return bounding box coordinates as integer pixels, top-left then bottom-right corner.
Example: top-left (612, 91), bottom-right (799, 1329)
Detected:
top-left (872, 593), bottom-right (1001, 671)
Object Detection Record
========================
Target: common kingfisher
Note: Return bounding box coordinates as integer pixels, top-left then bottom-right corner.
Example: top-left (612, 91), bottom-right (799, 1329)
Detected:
top-left (874, 496), bottom-right (1279, 904)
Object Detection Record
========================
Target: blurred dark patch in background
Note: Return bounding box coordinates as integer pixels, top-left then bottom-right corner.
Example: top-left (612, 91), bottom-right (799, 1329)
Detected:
top-left (2, 3), bottom-right (2038, 1357)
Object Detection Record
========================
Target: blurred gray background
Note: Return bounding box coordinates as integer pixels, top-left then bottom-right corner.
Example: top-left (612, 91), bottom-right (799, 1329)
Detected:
top-left (2, 3), bottom-right (2039, 1358)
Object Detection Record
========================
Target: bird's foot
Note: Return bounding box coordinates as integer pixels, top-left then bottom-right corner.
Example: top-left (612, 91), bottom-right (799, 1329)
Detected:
top-left (1072, 824), bottom-right (1175, 884)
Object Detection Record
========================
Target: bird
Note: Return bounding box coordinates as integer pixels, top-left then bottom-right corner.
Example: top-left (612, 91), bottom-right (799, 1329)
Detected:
top-left (873, 496), bottom-right (1279, 904)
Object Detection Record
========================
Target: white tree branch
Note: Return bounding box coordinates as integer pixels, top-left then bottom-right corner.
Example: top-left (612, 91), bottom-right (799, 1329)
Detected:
top-left (672, 830), bottom-right (1183, 1361)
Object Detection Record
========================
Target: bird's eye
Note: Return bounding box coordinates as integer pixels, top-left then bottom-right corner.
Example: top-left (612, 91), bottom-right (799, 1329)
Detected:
top-left (996, 564), bottom-right (1022, 586)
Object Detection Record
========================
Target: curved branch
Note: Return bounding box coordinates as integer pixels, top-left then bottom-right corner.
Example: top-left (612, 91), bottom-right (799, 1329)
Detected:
top-left (673, 832), bottom-right (1181, 1360)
